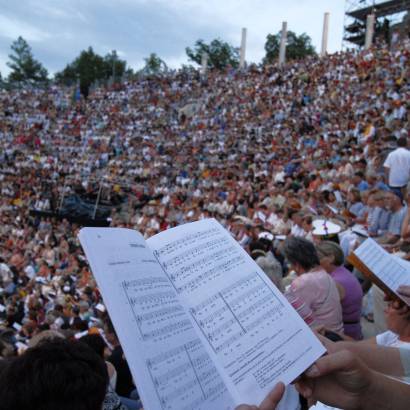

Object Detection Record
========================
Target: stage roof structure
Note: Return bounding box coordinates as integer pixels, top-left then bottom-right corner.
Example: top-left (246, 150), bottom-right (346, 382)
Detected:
top-left (343, 0), bottom-right (410, 48)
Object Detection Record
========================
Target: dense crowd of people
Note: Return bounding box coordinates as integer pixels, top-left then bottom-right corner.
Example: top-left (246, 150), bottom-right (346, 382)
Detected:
top-left (0, 37), bottom-right (410, 409)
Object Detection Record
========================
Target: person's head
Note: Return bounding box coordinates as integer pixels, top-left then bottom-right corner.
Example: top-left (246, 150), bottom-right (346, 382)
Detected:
top-left (397, 136), bottom-right (407, 148)
top-left (291, 211), bottom-right (304, 227)
top-left (79, 333), bottom-right (106, 358)
top-left (249, 240), bottom-right (268, 260)
top-left (352, 171), bottom-right (364, 185)
top-left (385, 303), bottom-right (410, 339)
top-left (348, 188), bottom-right (361, 204)
top-left (386, 190), bottom-right (403, 211)
top-left (316, 241), bottom-right (345, 273)
top-left (0, 338), bottom-right (108, 410)
top-left (283, 237), bottom-right (320, 275)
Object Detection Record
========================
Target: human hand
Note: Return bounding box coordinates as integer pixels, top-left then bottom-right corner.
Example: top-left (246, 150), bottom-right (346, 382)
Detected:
top-left (384, 286), bottom-right (410, 310)
top-left (235, 382), bottom-right (285, 410)
top-left (295, 350), bottom-right (374, 409)
top-left (398, 285), bottom-right (410, 298)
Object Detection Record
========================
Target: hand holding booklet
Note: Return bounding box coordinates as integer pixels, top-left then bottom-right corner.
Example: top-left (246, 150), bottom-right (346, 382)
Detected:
top-left (79, 219), bottom-right (325, 410)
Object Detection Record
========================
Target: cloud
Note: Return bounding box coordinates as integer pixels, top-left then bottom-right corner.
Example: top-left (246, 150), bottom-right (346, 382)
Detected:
top-left (0, 0), bottom-right (346, 77)
top-left (0, 15), bottom-right (51, 42)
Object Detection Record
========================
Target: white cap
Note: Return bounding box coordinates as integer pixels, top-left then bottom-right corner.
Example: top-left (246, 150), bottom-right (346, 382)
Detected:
top-left (312, 220), bottom-right (341, 236)
top-left (258, 232), bottom-right (274, 241)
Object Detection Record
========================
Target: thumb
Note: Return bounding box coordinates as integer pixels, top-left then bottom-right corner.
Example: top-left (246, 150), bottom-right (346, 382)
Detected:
top-left (305, 349), bottom-right (357, 378)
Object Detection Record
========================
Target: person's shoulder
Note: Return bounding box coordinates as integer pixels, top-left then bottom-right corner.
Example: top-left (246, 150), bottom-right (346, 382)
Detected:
top-left (376, 330), bottom-right (399, 347)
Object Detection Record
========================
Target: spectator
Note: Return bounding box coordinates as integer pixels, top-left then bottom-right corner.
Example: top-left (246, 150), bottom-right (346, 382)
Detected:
top-left (0, 338), bottom-right (108, 410)
top-left (316, 241), bottom-right (363, 340)
top-left (283, 237), bottom-right (343, 332)
top-left (384, 136), bottom-right (410, 195)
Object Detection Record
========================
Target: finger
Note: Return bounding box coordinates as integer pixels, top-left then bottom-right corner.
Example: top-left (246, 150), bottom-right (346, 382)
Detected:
top-left (304, 350), bottom-right (356, 378)
top-left (314, 333), bottom-right (337, 353)
top-left (398, 285), bottom-right (410, 297)
top-left (259, 382), bottom-right (286, 410)
top-left (294, 379), bottom-right (314, 399)
top-left (313, 325), bottom-right (326, 336)
top-left (235, 406), bottom-right (258, 410)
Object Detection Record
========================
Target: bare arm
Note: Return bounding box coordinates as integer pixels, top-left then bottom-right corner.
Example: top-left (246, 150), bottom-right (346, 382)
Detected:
top-left (401, 206), bottom-right (410, 239)
top-left (329, 340), bottom-right (405, 377)
top-left (296, 349), bottom-right (410, 410)
top-left (384, 166), bottom-right (390, 185)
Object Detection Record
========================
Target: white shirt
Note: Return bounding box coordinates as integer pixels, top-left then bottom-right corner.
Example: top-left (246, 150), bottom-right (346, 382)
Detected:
top-left (376, 330), bottom-right (410, 350)
top-left (377, 330), bottom-right (410, 384)
top-left (384, 147), bottom-right (410, 187)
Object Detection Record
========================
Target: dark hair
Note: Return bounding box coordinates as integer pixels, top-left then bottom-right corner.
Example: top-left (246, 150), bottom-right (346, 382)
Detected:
top-left (0, 338), bottom-right (108, 410)
top-left (79, 334), bottom-right (106, 358)
top-left (398, 137), bottom-right (407, 147)
top-left (283, 237), bottom-right (320, 271)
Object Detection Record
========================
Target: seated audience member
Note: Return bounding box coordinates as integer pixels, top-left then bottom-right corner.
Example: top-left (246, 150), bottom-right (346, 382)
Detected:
top-left (347, 188), bottom-right (365, 221)
top-left (0, 338), bottom-right (108, 410)
top-left (400, 195), bottom-right (410, 243)
top-left (378, 190), bottom-right (407, 245)
top-left (374, 302), bottom-right (410, 349)
top-left (79, 334), bottom-right (131, 410)
top-left (283, 237), bottom-right (343, 332)
top-left (367, 191), bottom-right (391, 237)
top-left (356, 299), bottom-right (410, 381)
top-left (104, 320), bottom-right (140, 403)
top-left (353, 171), bottom-right (369, 192)
top-left (250, 237), bottom-right (283, 292)
top-left (316, 241), bottom-right (363, 340)
top-left (289, 211), bottom-right (307, 238)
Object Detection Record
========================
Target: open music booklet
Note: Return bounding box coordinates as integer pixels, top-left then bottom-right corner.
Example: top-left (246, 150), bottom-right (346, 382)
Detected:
top-left (79, 219), bottom-right (325, 410)
top-left (349, 238), bottom-right (410, 306)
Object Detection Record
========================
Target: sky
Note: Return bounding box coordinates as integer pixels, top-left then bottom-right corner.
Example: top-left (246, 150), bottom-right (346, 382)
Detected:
top-left (0, 0), bottom-right (347, 76)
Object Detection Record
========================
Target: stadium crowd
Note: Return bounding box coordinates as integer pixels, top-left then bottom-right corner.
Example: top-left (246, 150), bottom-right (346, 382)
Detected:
top-left (0, 38), bottom-right (410, 410)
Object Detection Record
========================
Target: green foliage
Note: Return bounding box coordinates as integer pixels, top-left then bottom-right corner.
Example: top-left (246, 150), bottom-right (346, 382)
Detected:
top-left (55, 48), bottom-right (127, 96)
top-left (264, 31), bottom-right (316, 64)
top-left (186, 39), bottom-right (240, 70)
top-left (141, 53), bottom-right (167, 75)
top-left (7, 36), bottom-right (48, 83)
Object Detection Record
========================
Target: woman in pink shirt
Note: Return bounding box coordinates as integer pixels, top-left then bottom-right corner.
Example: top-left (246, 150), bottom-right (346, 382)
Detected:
top-left (283, 237), bottom-right (344, 333)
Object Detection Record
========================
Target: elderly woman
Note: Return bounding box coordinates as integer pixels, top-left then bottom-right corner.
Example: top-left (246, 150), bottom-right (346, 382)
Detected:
top-left (316, 241), bottom-right (363, 340)
top-left (283, 237), bottom-right (343, 333)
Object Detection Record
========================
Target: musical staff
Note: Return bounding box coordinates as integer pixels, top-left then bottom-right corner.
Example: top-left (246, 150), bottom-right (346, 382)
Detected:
top-left (146, 340), bottom-right (229, 410)
top-left (122, 279), bottom-right (192, 342)
top-left (190, 272), bottom-right (285, 354)
top-left (154, 228), bottom-right (220, 258)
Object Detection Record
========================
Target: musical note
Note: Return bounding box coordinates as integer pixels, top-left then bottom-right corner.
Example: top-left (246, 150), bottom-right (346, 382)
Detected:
top-left (122, 277), bottom-right (169, 289)
top-left (129, 291), bottom-right (176, 305)
top-left (146, 340), bottom-right (229, 410)
top-left (142, 319), bottom-right (193, 341)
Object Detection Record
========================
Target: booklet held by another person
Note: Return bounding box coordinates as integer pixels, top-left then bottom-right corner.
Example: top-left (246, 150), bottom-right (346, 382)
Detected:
top-left (349, 238), bottom-right (410, 306)
top-left (79, 219), bottom-right (325, 410)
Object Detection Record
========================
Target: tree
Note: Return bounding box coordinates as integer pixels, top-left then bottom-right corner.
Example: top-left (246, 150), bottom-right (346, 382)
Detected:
top-left (186, 39), bottom-right (240, 70)
top-left (141, 53), bottom-right (167, 75)
top-left (263, 31), bottom-right (316, 64)
top-left (7, 36), bottom-right (48, 83)
top-left (103, 50), bottom-right (127, 80)
top-left (55, 47), bottom-right (127, 97)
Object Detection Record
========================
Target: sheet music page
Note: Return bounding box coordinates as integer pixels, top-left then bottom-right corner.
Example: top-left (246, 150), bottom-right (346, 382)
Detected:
top-left (354, 238), bottom-right (410, 304)
top-left (79, 228), bottom-right (235, 410)
top-left (147, 218), bottom-right (326, 404)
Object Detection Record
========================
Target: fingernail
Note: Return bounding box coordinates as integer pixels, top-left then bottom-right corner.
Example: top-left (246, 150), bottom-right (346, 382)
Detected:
top-left (305, 364), bottom-right (320, 377)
